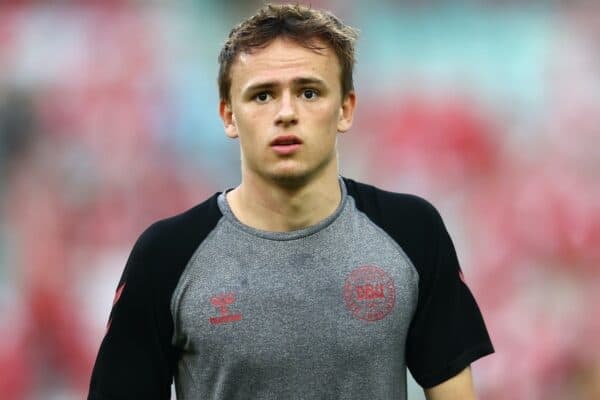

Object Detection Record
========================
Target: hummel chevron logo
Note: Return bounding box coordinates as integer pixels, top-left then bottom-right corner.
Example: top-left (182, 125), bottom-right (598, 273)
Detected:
top-left (209, 292), bottom-right (243, 325)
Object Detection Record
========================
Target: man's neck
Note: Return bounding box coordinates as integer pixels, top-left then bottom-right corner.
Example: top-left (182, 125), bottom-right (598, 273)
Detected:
top-left (226, 170), bottom-right (342, 233)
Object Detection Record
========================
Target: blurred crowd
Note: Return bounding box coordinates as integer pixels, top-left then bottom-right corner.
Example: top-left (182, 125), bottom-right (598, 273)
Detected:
top-left (0, 1), bottom-right (599, 399)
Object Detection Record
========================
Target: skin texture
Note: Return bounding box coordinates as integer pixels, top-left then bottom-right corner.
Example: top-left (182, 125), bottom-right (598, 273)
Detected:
top-left (424, 367), bottom-right (477, 400)
top-left (219, 35), bottom-right (478, 399)
top-left (219, 37), bottom-right (356, 232)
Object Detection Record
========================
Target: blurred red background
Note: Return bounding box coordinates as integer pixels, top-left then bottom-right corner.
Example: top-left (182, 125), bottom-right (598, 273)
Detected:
top-left (0, 1), bottom-right (598, 399)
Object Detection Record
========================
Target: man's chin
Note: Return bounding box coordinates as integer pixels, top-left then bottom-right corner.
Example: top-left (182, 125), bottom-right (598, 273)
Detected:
top-left (252, 155), bottom-right (336, 189)
top-left (267, 170), bottom-right (312, 189)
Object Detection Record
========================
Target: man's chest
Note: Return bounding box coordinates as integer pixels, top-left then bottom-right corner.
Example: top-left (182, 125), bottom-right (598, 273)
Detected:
top-left (170, 219), bottom-right (420, 364)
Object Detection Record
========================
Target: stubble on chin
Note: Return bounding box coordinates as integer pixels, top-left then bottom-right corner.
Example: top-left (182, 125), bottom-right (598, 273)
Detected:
top-left (261, 150), bottom-right (337, 190)
top-left (267, 170), bottom-right (312, 190)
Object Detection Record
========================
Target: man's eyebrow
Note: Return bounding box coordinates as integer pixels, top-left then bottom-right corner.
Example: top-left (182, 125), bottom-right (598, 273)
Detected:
top-left (292, 77), bottom-right (327, 87)
top-left (243, 77), bottom-right (327, 94)
top-left (243, 82), bottom-right (277, 94)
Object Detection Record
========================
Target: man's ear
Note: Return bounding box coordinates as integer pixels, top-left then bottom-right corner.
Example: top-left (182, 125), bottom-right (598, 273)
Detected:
top-left (337, 90), bottom-right (357, 133)
top-left (219, 100), bottom-right (238, 139)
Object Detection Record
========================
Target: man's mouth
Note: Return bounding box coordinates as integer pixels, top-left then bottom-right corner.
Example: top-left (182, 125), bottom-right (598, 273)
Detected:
top-left (270, 135), bottom-right (303, 155)
top-left (270, 135), bottom-right (303, 146)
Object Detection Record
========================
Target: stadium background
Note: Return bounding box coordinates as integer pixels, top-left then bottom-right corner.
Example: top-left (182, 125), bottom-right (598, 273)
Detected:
top-left (0, 0), bottom-right (599, 398)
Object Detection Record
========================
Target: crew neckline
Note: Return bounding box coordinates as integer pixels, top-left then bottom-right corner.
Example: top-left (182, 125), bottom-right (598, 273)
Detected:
top-left (217, 177), bottom-right (348, 241)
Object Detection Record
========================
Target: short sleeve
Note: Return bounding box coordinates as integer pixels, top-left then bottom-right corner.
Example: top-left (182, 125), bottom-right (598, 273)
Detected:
top-left (405, 209), bottom-right (494, 388)
top-left (87, 195), bottom-right (222, 399)
top-left (87, 225), bottom-right (175, 400)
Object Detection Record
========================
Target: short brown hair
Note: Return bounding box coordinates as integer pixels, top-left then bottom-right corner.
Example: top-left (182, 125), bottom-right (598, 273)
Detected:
top-left (218, 3), bottom-right (359, 104)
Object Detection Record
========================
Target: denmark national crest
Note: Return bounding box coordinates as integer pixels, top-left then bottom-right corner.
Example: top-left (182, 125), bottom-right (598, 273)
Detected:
top-left (343, 265), bottom-right (396, 322)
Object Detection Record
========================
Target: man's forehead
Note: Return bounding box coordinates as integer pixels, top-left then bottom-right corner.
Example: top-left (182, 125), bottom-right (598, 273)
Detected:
top-left (234, 37), bottom-right (333, 68)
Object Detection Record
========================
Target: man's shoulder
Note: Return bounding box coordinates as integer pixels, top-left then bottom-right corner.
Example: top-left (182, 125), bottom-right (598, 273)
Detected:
top-left (342, 177), bottom-right (440, 225)
top-left (342, 177), bottom-right (449, 277)
top-left (133, 193), bottom-right (223, 253)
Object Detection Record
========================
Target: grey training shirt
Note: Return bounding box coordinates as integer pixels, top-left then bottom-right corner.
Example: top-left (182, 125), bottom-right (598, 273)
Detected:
top-left (88, 177), bottom-right (494, 400)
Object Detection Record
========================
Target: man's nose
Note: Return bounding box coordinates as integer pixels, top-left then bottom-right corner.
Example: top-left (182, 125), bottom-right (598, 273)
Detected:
top-left (275, 91), bottom-right (298, 126)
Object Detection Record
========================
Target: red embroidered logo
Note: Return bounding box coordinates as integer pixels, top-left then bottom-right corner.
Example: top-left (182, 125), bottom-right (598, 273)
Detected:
top-left (343, 265), bottom-right (396, 322)
top-left (209, 292), bottom-right (243, 325)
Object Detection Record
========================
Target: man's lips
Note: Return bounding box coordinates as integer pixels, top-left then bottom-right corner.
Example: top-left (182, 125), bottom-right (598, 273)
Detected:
top-left (270, 135), bottom-right (303, 146)
top-left (270, 135), bottom-right (303, 155)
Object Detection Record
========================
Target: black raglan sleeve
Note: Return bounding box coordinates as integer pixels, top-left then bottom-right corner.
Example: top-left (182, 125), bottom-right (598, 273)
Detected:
top-left (87, 194), bottom-right (223, 399)
top-left (404, 204), bottom-right (494, 388)
top-left (343, 178), bottom-right (493, 389)
top-left (87, 223), bottom-right (176, 400)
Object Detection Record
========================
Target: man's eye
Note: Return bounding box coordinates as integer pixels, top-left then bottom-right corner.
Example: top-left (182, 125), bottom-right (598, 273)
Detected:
top-left (254, 92), bottom-right (271, 103)
top-left (301, 89), bottom-right (319, 100)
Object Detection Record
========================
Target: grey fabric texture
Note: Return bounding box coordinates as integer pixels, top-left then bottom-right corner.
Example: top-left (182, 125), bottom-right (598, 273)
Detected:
top-left (170, 180), bottom-right (420, 399)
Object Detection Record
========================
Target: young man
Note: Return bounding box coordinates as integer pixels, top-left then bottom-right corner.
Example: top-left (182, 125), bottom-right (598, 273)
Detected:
top-left (88, 4), bottom-right (493, 399)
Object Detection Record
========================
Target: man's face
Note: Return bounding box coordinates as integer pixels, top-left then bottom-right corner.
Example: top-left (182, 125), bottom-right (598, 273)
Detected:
top-left (220, 37), bottom-right (356, 186)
